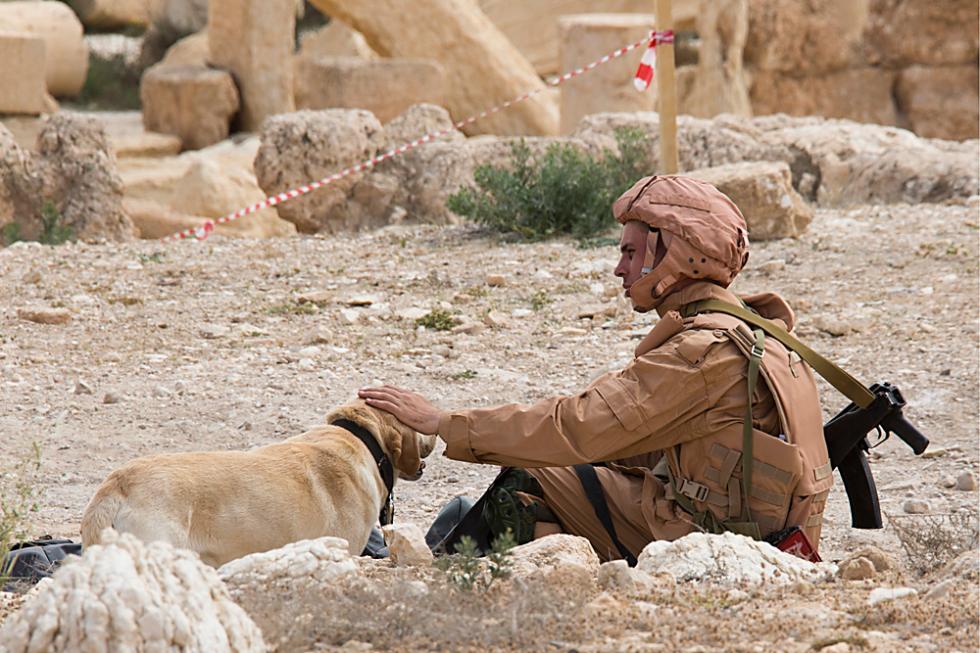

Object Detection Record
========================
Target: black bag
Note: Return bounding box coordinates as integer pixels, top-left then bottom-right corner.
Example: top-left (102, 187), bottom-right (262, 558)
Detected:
top-left (3, 537), bottom-right (82, 589)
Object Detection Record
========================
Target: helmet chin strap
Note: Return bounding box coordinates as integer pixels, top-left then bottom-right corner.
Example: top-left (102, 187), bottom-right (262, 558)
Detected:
top-left (628, 230), bottom-right (673, 312)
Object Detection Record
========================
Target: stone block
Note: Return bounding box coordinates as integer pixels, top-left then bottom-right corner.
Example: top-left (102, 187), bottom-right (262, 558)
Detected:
top-left (0, 32), bottom-right (56, 115)
top-left (159, 30), bottom-right (209, 69)
top-left (310, 0), bottom-right (558, 136)
top-left (864, 0), bottom-right (979, 67)
top-left (298, 20), bottom-right (378, 60)
top-left (558, 13), bottom-right (657, 134)
top-left (750, 68), bottom-right (898, 127)
top-left (896, 65), bottom-right (979, 141)
top-left (478, 0), bottom-right (687, 76)
top-left (677, 0), bottom-right (751, 118)
top-left (686, 160), bottom-right (813, 239)
top-left (0, 1), bottom-right (88, 98)
top-left (294, 56), bottom-right (445, 123)
top-left (140, 64), bottom-right (240, 150)
top-left (71, 0), bottom-right (151, 29)
top-left (208, 0), bottom-right (295, 132)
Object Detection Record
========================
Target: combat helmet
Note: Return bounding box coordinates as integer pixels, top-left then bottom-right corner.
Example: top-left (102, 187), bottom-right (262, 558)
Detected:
top-left (612, 175), bottom-right (750, 312)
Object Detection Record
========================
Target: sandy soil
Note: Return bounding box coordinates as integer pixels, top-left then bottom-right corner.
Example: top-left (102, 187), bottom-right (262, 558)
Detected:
top-left (1, 202), bottom-right (977, 649)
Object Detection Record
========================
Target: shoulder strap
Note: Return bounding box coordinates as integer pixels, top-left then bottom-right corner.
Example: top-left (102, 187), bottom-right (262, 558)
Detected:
top-left (683, 299), bottom-right (875, 409)
top-left (572, 463), bottom-right (638, 566)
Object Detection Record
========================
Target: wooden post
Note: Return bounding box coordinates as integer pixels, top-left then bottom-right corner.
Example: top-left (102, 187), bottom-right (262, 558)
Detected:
top-left (654, 0), bottom-right (678, 174)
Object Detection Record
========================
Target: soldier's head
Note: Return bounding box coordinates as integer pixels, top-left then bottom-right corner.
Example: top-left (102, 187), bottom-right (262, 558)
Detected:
top-left (613, 176), bottom-right (750, 313)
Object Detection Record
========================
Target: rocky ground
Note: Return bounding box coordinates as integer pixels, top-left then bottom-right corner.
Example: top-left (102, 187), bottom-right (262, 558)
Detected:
top-left (0, 200), bottom-right (977, 650)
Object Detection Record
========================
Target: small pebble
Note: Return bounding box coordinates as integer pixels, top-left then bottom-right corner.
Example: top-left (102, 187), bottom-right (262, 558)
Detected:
top-left (921, 447), bottom-right (947, 459)
top-left (17, 307), bottom-right (71, 325)
top-left (839, 556), bottom-right (875, 580)
top-left (485, 273), bottom-right (506, 287)
top-left (73, 380), bottom-right (94, 395)
top-left (955, 471), bottom-right (977, 491)
top-left (902, 499), bottom-right (930, 514)
top-left (867, 586), bottom-right (917, 606)
top-left (102, 392), bottom-right (122, 404)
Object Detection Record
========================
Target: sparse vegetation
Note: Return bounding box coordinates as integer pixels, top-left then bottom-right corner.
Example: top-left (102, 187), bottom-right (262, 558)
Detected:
top-left (446, 127), bottom-right (650, 242)
top-left (1, 202), bottom-right (73, 247)
top-left (528, 290), bottom-right (551, 311)
top-left (416, 308), bottom-right (460, 331)
top-left (450, 369), bottom-right (478, 381)
top-left (889, 512), bottom-right (979, 574)
top-left (1, 444), bottom-right (42, 586)
top-left (433, 530), bottom-right (515, 593)
top-left (267, 301), bottom-right (319, 316)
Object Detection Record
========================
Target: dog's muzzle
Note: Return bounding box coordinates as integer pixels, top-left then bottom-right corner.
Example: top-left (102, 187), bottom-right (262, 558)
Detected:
top-left (402, 460), bottom-right (426, 482)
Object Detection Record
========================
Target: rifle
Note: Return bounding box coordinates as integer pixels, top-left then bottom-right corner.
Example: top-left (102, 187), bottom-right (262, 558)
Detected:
top-left (824, 382), bottom-right (929, 528)
top-left (683, 300), bottom-right (931, 530)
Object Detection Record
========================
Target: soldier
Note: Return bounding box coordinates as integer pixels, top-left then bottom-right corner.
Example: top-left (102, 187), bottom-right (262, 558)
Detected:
top-left (359, 175), bottom-right (833, 563)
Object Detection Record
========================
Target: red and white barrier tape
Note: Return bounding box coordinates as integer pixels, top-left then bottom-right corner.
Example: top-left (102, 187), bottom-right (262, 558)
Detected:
top-left (163, 32), bottom-right (657, 242)
top-left (633, 30), bottom-right (674, 92)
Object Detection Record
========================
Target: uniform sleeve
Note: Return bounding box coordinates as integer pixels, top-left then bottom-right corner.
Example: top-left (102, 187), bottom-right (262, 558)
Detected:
top-left (438, 346), bottom-right (713, 467)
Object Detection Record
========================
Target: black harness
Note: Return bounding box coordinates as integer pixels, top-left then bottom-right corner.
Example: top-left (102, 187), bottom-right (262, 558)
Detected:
top-left (330, 418), bottom-right (395, 525)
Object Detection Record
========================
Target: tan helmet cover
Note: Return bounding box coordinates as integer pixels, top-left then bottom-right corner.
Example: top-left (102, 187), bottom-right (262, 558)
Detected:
top-left (613, 175), bottom-right (750, 311)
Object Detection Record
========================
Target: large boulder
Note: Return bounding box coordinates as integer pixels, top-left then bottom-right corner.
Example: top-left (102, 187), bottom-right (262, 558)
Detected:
top-left (896, 65), bottom-right (980, 141)
top-left (478, 0), bottom-right (698, 76)
top-left (140, 64), bottom-right (241, 150)
top-left (159, 29), bottom-right (209, 68)
top-left (0, 32), bottom-right (56, 116)
top-left (208, 0), bottom-right (295, 131)
top-left (298, 20), bottom-right (378, 60)
top-left (169, 158), bottom-right (296, 237)
top-left (750, 68), bottom-right (899, 127)
top-left (637, 532), bottom-right (836, 585)
top-left (71, 0), bottom-right (152, 29)
top-left (745, 0), bottom-right (871, 74)
top-left (686, 160), bottom-right (813, 239)
top-left (0, 125), bottom-right (43, 232)
top-left (863, 0), bottom-right (979, 67)
top-left (0, 530), bottom-right (265, 652)
top-left (676, 0), bottom-right (751, 119)
top-left (506, 534), bottom-right (600, 596)
top-left (0, 1), bottom-right (89, 98)
top-left (557, 13), bottom-right (657, 134)
top-left (294, 56), bottom-right (445, 123)
top-left (254, 109), bottom-right (387, 233)
top-left (309, 0), bottom-right (559, 136)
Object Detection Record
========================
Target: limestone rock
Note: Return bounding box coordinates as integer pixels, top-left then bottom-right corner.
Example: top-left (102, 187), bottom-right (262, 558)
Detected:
top-left (637, 532), bottom-right (837, 585)
top-left (149, 0), bottom-right (209, 37)
top-left (17, 306), bottom-right (71, 325)
top-left (298, 20), bottom-right (378, 60)
top-left (123, 196), bottom-right (205, 239)
top-left (0, 1), bottom-right (89, 97)
top-left (867, 586), bottom-right (917, 606)
top-left (745, 0), bottom-right (871, 74)
top-left (0, 33), bottom-right (56, 115)
top-left (168, 159), bottom-right (295, 238)
top-left (0, 125), bottom-right (43, 230)
top-left (0, 530), bottom-right (265, 653)
top-left (838, 556), bottom-right (876, 580)
top-left (863, 0), bottom-right (979, 67)
top-left (896, 66), bottom-right (979, 141)
top-left (507, 534), bottom-right (600, 595)
top-left (478, 0), bottom-right (668, 76)
top-left (309, 0), bottom-right (558, 136)
top-left (902, 499), bottom-right (930, 514)
top-left (219, 536), bottom-right (359, 651)
top-left (676, 0), bottom-right (751, 119)
top-left (686, 160), bottom-right (813, 239)
top-left (141, 64), bottom-right (241, 150)
top-left (381, 523), bottom-right (433, 566)
top-left (254, 109), bottom-right (388, 233)
top-left (558, 13), bottom-right (656, 133)
top-left (208, 0), bottom-right (295, 131)
top-left (71, 0), bottom-right (151, 29)
top-left (35, 113), bottom-right (138, 242)
top-left (955, 471), bottom-right (977, 491)
top-left (750, 68), bottom-right (899, 128)
top-left (159, 30), bottom-right (209, 68)
top-left (294, 56), bottom-right (446, 124)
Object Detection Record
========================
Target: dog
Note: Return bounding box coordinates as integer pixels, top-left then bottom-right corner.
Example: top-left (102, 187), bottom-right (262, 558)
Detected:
top-left (80, 401), bottom-right (436, 567)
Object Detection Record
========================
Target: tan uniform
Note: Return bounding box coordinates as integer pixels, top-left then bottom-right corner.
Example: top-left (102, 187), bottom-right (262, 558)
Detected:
top-left (437, 281), bottom-right (834, 561)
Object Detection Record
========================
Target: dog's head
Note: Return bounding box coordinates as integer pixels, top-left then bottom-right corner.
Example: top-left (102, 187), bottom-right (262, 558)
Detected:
top-left (325, 400), bottom-right (437, 481)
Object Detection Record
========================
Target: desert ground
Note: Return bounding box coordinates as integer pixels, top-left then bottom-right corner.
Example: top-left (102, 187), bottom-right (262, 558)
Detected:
top-left (1, 198), bottom-right (977, 651)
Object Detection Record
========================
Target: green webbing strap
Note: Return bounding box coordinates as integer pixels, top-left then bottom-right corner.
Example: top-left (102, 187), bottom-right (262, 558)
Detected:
top-left (741, 329), bottom-right (765, 524)
top-left (683, 299), bottom-right (875, 409)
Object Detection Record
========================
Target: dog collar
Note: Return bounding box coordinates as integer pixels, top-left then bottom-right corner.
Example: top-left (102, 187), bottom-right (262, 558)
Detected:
top-left (330, 418), bottom-right (395, 525)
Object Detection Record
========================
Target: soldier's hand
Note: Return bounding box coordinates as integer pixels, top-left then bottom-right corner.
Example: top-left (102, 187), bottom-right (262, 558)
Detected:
top-left (357, 385), bottom-right (443, 435)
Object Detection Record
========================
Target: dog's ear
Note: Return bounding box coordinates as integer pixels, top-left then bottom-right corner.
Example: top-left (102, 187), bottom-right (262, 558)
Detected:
top-left (391, 421), bottom-right (422, 478)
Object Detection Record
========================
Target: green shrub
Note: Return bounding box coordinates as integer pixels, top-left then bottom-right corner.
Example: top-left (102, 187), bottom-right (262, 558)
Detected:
top-left (434, 530), bottom-right (515, 593)
top-left (446, 127), bottom-right (650, 242)
top-left (415, 308), bottom-right (460, 331)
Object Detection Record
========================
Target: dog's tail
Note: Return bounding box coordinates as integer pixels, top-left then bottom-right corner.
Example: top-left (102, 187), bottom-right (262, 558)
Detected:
top-left (80, 479), bottom-right (123, 546)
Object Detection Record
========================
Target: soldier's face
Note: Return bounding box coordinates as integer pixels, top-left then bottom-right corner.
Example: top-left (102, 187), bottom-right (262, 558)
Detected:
top-left (615, 221), bottom-right (650, 294)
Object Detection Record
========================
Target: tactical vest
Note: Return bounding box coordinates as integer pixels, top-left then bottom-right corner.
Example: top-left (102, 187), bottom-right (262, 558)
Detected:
top-left (656, 308), bottom-right (834, 547)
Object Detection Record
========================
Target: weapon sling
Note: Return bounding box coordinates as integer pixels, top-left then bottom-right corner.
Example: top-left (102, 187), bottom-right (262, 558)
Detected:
top-left (681, 299), bottom-right (876, 408)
